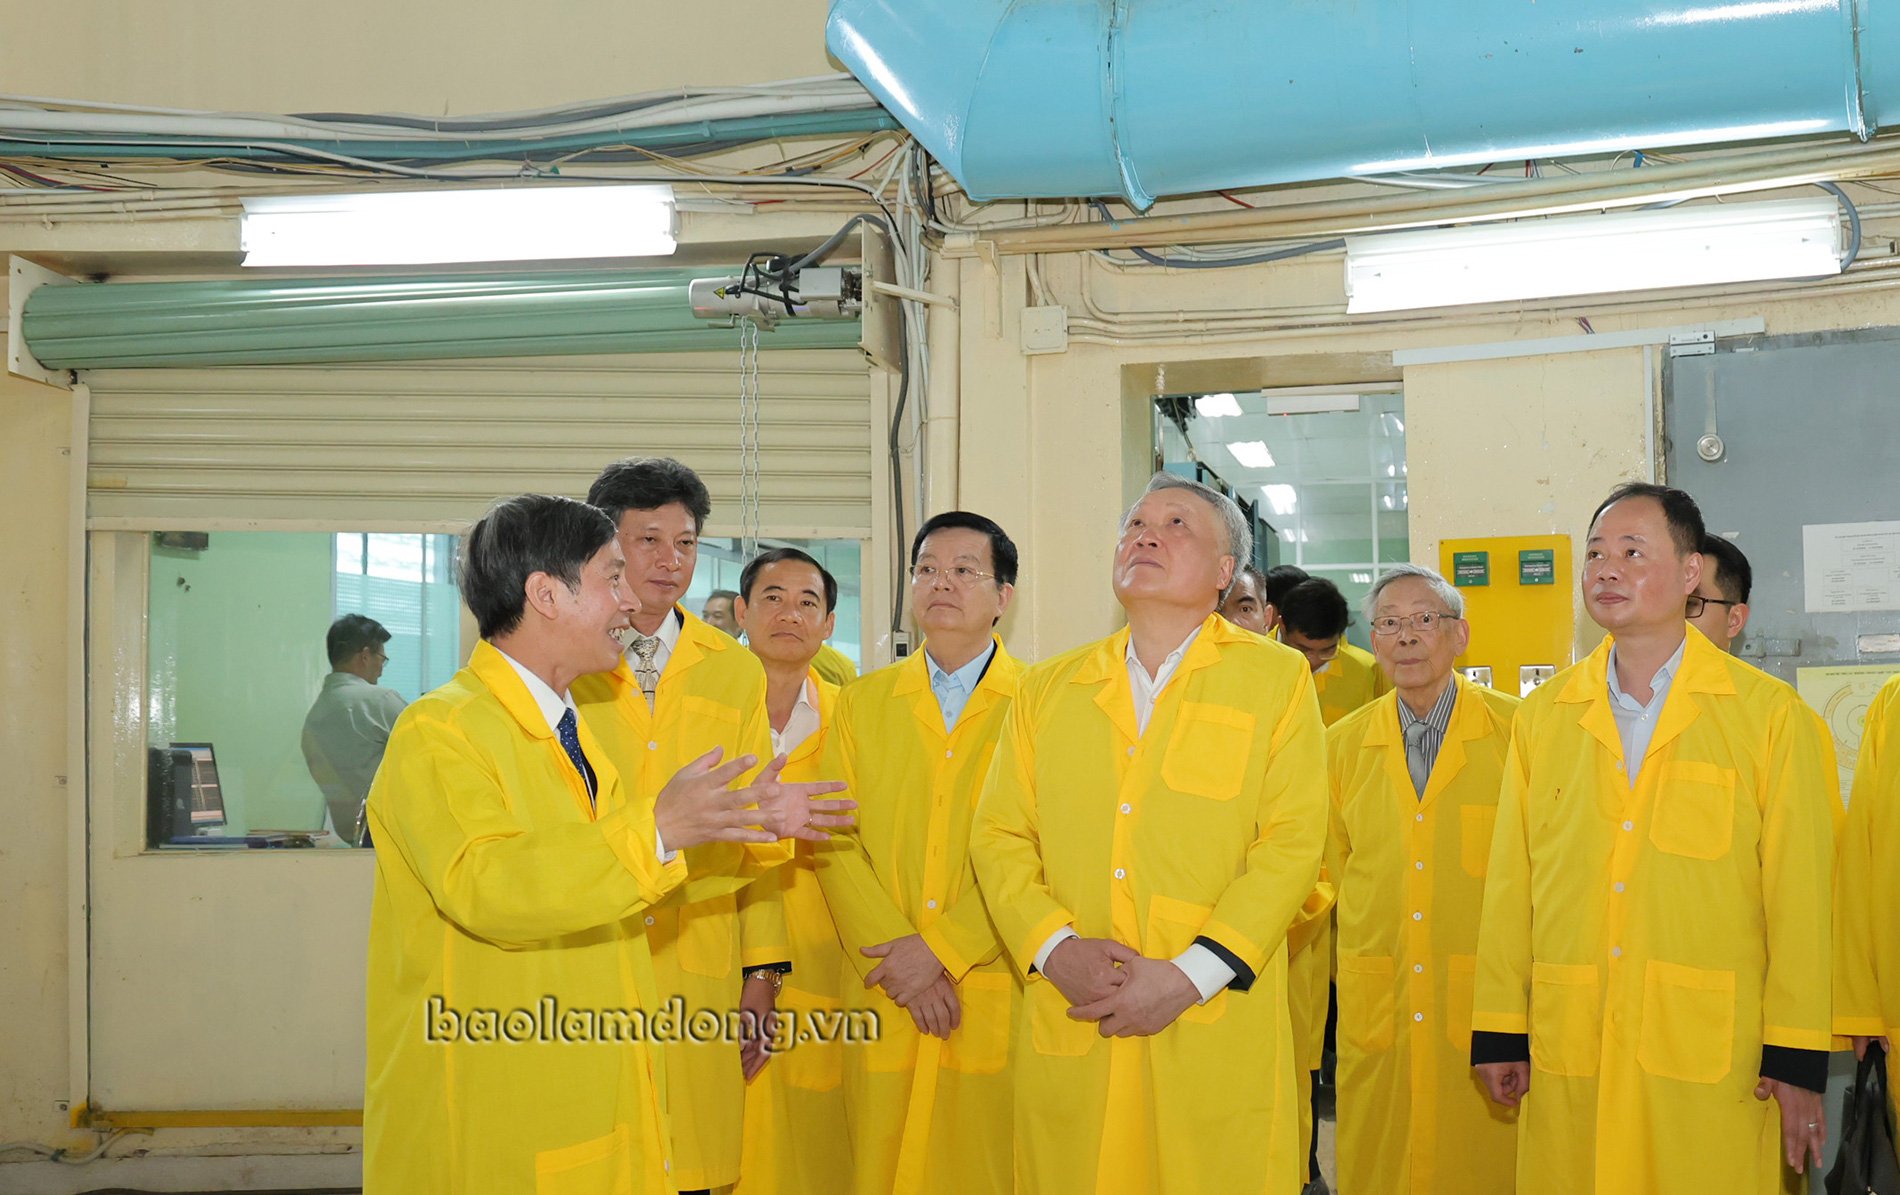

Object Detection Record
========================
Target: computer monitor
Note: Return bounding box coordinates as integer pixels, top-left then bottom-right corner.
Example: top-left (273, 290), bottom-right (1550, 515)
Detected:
top-left (146, 742), bottom-right (226, 846)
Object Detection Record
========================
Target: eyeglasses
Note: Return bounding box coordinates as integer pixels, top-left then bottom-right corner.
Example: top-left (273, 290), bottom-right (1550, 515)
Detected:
top-left (1371, 611), bottom-right (1459, 637)
top-left (911, 565), bottom-right (999, 587)
top-left (1685, 595), bottom-right (1740, 618)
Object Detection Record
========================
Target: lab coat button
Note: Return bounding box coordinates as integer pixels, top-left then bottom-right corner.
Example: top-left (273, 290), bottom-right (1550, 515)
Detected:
top-left (1413, 964), bottom-right (1424, 974)
top-left (1415, 812), bottom-right (1425, 822)
top-left (1412, 911), bottom-right (1423, 921)
top-left (945, 749), bottom-right (953, 759)
top-left (1614, 882), bottom-right (1626, 893)
top-left (1120, 803), bottom-right (1132, 814)
top-left (648, 741), bottom-right (658, 751)
top-left (926, 899), bottom-right (938, 910)
top-left (1611, 946), bottom-right (1624, 958)
top-left (1126, 746), bottom-right (1136, 757)
top-left (645, 916), bottom-right (656, 926)
top-left (1114, 868), bottom-right (1127, 880)
top-left (1413, 1012), bottom-right (1425, 1023)
top-left (1622, 820), bottom-right (1634, 832)
top-left (1415, 861), bottom-right (1425, 871)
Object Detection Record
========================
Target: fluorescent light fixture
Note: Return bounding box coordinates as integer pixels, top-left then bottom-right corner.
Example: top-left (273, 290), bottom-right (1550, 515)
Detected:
top-left (1266, 394), bottom-right (1361, 416)
top-left (1351, 572), bottom-right (1372, 584)
top-left (241, 185), bottom-right (677, 267)
top-left (1343, 197), bottom-right (1842, 314)
top-left (1195, 392), bottom-right (1243, 418)
top-left (1228, 440), bottom-right (1277, 468)
top-left (1262, 484), bottom-right (1298, 515)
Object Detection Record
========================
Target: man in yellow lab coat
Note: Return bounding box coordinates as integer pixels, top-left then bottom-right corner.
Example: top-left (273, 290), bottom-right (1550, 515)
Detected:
top-left (363, 495), bottom-right (851, 1195)
top-left (1836, 672), bottom-right (1899, 1124)
top-left (1472, 482), bottom-right (1837, 1194)
top-left (1281, 577), bottom-right (1392, 727)
top-left (812, 641), bottom-right (859, 688)
top-left (572, 458), bottom-right (788, 1195)
top-left (1219, 563), bottom-right (1271, 633)
top-left (1327, 564), bottom-right (1519, 1194)
top-left (731, 548), bottom-right (853, 1195)
top-left (972, 473), bottom-right (1328, 1195)
top-left (817, 511), bottom-right (1024, 1195)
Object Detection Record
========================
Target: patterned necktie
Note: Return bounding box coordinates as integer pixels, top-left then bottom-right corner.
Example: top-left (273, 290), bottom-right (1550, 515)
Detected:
top-left (1404, 720), bottom-right (1432, 798)
top-left (630, 635), bottom-right (662, 711)
top-left (556, 708), bottom-right (597, 810)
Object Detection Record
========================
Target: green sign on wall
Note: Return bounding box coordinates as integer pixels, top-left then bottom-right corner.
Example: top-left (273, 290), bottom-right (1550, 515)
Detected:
top-left (1452, 551), bottom-right (1490, 587)
top-left (1519, 548), bottom-right (1556, 586)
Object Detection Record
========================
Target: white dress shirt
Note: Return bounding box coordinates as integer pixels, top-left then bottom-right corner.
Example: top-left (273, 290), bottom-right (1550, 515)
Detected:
top-left (1035, 624), bottom-right (1234, 1004)
top-left (1607, 636), bottom-right (1687, 786)
top-left (770, 675), bottom-right (821, 757)
top-left (495, 647), bottom-right (674, 861)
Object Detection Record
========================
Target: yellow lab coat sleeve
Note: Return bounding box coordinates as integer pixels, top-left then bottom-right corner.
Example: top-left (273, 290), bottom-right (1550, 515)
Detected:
top-left (1760, 695), bottom-right (1837, 1052)
top-left (1835, 674), bottom-right (1897, 1038)
top-left (1471, 707), bottom-right (1535, 1038)
top-left (970, 687), bottom-right (1077, 973)
top-left (918, 851), bottom-right (1007, 982)
top-left (815, 688), bottom-right (924, 977)
top-left (736, 699), bottom-right (790, 970)
top-left (381, 710), bottom-right (686, 947)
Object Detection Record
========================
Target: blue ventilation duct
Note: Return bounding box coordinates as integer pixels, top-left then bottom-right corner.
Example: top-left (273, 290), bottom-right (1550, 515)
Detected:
top-left (828, 0), bottom-right (1896, 210)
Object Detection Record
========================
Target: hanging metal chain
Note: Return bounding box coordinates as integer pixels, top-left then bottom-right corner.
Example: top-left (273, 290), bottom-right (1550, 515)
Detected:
top-left (736, 317), bottom-right (765, 559)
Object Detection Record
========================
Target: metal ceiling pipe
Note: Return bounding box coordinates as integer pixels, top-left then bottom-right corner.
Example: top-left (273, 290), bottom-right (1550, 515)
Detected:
top-left (828, 0), bottom-right (1896, 210)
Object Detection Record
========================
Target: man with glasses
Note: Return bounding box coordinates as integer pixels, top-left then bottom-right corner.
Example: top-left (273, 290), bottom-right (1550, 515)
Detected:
top-left (1326, 564), bottom-right (1521, 1193)
top-left (1471, 483), bottom-right (1837, 1193)
top-left (817, 511), bottom-right (1023, 1195)
top-left (302, 613), bottom-right (407, 846)
top-left (1280, 579), bottom-right (1391, 727)
top-left (973, 473), bottom-right (1327, 1195)
top-left (1687, 534), bottom-right (1751, 653)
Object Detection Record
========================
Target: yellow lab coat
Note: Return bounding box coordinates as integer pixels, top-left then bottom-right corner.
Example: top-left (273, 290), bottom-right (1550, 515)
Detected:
top-left (972, 613), bottom-right (1328, 1195)
top-left (1472, 629), bottom-right (1837, 1194)
top-left (1327, 676), bottom-right (1521, 1194)
top-left (1835, 671), bottom-right (1900, 1123)
top-left (813, 642), bottom-right (859, 688)
top-left (1314, 640), bottom-right (1390, 728)
top-left (573, 609), bottom-right (787, 1192)
top-left (816, 639), bottom-right (1022, 1195)
top-left (363, 641), bottom-right (687, 1195)
top-left (735, 675), bottom-right (854, 1195)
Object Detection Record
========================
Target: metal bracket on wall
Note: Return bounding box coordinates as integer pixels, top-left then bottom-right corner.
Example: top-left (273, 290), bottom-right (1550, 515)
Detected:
top-left (7, 256), bottom-right (77, 388)
top-left (1667, 330), bottom-right (1717, 357)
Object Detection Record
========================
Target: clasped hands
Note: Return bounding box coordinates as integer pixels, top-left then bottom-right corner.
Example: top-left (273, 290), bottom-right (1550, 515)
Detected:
top-left (1046, 936), bottom-right (1201, 1038)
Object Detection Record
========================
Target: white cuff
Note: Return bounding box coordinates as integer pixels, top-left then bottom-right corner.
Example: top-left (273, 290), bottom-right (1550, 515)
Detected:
top-left (1172, 944), bottom-right (1236, 1004)
top-left (1033, 926), bottom-right (1079, 974)
top-left (655, 828), bottom-right (677, 864)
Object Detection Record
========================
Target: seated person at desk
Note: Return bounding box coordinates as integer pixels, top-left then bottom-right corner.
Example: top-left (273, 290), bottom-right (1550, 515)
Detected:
top-left (302, 614), bottom-right (407, 846)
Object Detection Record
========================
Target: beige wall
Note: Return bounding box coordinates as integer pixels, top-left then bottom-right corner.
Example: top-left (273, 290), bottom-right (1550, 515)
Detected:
top-left (0, 1), bottom-right (838, 111)
top-left (0, 371), bottom-right (79, 1145)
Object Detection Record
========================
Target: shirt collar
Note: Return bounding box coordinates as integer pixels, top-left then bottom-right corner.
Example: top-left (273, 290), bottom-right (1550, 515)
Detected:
top-left (1124, 625), bottom-right (1202, 683)
top-left (1607, 635), bottom-right (1688, 709)
top-left (926, 638), bottom-right (997, 694)
top-left (1398, 677), bottom-right (1458, 732)
top-left (494, 646), bottom-right (576, 734)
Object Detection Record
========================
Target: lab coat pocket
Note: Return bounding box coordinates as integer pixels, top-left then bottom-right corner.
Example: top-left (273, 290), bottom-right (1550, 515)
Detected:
top-left (535, 1123), bottom-right (635, 1195)
top-left (1146, 894), bottom-right (1227, 1025)
top-left (942, 969), bottom-right (1012, 1074)
top-left (1445, 953), bottom-right (1478, 1054)
top-left (675, 895), bottom-right (735, 978)
top-left (1029, 974), bottom-right (1097, 1057)
top-left (1637, 960), bottom-right (1735, 1084)
top-left (1650, 762), bottom-right (1736, 860)
top-left (1160, 703), bottom-right (1256, 801)
top-left (1460, 806), bottom-right (1498, 878)
top-left (1337, 955), bottom-right (1397, 1054)
top-left (777, 984), bottom-right (844, 1092)
top-left (1529, 961), bottom-right (1601, 1077)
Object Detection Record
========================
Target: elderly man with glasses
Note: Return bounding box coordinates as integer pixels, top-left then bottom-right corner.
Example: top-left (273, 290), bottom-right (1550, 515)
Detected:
top-left (816, 510), bottom-right (1024, 1195)
top-left (1323, 564), bottom-right (1522, 1194)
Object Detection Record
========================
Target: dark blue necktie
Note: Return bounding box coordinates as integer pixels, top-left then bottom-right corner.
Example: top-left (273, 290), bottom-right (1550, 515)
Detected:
top-left (556, 709), bottom-right (597, 810)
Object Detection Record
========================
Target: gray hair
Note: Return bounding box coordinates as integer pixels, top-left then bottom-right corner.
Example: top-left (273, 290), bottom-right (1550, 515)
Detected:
top-left (1126, 472), bottom-right (1255, 565)
top-left (1363, 563), bottom-right (1465, 621)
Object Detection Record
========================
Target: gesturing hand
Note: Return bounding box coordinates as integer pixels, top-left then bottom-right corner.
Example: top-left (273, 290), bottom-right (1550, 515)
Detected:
top-left (1067, 954), bottom-right (1200, 1038)
top-left (1042, 937), bottom-right (1137, 1007)
top-left (653, 748), bottom-right (855, 851)
top-left (862, 934), bottom-right (947, 1006)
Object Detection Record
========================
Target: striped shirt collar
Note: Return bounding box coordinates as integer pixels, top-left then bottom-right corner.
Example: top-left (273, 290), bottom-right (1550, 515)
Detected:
top-left (1397, 677), bottom-right (1457, 738)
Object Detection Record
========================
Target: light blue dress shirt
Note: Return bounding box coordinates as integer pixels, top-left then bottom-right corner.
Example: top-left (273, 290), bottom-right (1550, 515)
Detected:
top-left (1606, 636), bottom-right (1687, 786)
top-left (924, 639), bottom-right (997, 731)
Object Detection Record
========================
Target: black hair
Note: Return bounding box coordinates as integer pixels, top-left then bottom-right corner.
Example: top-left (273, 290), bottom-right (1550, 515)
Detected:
top-left (1699, 534), bottom-right (1753, 604)
top-left (462, 494), bottom-right (617, 640)
top-left (706, 589), bottom-right (739, 603)
top-left (910, 511), bottom-right (1019, 588)
top-left (326, 613), bottom-right (390, 667)
top-left (740, 547), bottom-right (839, 613)
top-left (1278, 578), bottom-right (1350, 640)
top-left (1590, 482), bottom-right (1706, 560)
top-left (586, 457), bottom-right (713, 531)
top-left (1262, 564), bottom-right (1311, 608)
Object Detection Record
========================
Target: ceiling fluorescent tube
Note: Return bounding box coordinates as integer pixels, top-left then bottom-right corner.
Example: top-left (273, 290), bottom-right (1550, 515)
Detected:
top-left (241, 185), bottom-right (677, 267)
top-left (1343, 197), bottom-right (1842, 314)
